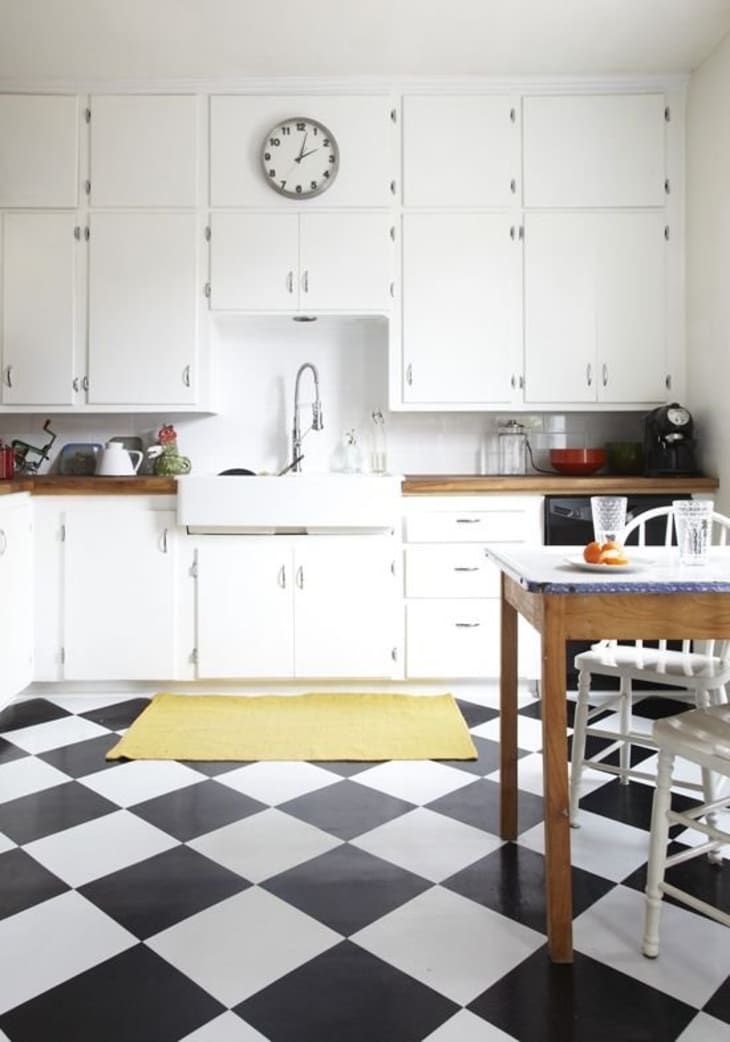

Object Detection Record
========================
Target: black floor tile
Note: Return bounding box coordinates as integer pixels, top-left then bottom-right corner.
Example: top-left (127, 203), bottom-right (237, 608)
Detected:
top-left (704, 976), bottom-right (730, 1024)
top-left (427, 777), bottom-right (545, 836)
top-left (0, 848), bottom-right (69, 920)
top-left (444, 842), bottom-right (614, 933)
top-left (38, 733), bottom-right (122, 778)
top-left (80, 697), bottom-right (150, 731)
top-left (280, 777), bottom-right (415, 840)
top-left (0, 781), bottom-right (118, 844)
top-left (469, 947), bottom-right (697, 1042)
top-left (0, 944), bottom-right (225, 1042)
top-left (622, 839), bottom-right (730, 917)
top-left (454, 697), bottom-right (499, 728)
top-left (0, 735), bottom-right (26, 764)
top-left (235, 940), bottom-right (458, 1042)
top-left (262, 843), bottom-right (431, 935)
top-left (0, 698), bottom-right (70, 732)
top-left (579, 778), bottom-right (697, 832)
top-left (129, 777), bottom-right (267, 841)
top-left (78, 845), bottom-right (250, 939)
top-left (438, 734), bottom-right (506, 776)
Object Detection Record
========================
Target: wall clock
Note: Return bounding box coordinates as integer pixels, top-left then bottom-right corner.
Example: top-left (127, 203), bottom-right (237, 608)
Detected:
top-left (261, 117), bottom-right (339, 199)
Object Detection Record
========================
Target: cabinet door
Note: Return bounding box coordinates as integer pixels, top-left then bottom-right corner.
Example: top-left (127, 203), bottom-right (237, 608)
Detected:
top-left (90, 95), bottom-right (198, 207)
top-left (196, 540), bottom-right (293, 678)
top-left (294, 538), bottom-right (399, 678)
top-left (595, 212), bottom-right (666, 403)
top-left (0, 94), bottom-right (79, 208)
top-left (403, 95), bottom-right (520, 208)
top-left (524, 213), bottom-right (595, 404)
top-left (0, 498), bottom-right (33, 700)
top-left (2, 213), bottom-right (79, 405)
top-left (524, 212), bottom-right (666, 405)
top-left (523, 94), bottom-right (666, 208)
top-left (209, 212), bottom-right (299, 311)
top-left (88, 212), bottom-right (198, 404)
top-left (300, 213), bottom-right (392, 312)
top-left (402, 213), bottom-right (521, 404)
top-left (63, 509), bottom-right (177, 680)
top-left (210, 95), bottom-right (394, 208)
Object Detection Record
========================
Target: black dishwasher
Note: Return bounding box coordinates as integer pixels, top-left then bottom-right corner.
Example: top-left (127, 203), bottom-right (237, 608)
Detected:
top-left (543, 493), bottom-right (691, 690)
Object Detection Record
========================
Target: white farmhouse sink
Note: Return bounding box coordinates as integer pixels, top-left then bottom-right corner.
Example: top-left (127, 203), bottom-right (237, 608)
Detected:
top-left (177, 473), bottom-right (403, 533)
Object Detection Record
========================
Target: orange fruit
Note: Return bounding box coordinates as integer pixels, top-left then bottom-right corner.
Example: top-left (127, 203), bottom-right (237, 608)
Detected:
top-left (583, 541), bottom-right (603, 564)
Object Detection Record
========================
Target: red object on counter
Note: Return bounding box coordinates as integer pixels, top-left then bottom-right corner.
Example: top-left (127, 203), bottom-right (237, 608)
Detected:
top-left (549, 448), bottom-right (607, 476)
top-left (0, 445), bottom-right (15, 479)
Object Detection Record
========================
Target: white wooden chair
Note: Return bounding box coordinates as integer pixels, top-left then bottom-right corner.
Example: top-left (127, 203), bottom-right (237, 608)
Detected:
top-left (569, 505), bottom-right (730, 825)
top-left (642, 703), bottom-right (730, 957)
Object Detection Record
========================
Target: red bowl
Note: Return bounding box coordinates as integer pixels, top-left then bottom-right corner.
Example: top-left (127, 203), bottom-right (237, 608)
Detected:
top-left (549, 448), bottom-right (607, 476)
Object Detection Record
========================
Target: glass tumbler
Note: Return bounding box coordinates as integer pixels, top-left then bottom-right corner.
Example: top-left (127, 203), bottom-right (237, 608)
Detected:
top-left (591, 496), bottom-right (627, 545)
top-left (673, 499), bottom-right (713, 565)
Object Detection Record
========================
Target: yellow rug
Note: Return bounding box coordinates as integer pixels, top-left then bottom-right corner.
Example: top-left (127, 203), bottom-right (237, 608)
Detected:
top-left (106, 692), bottom-right (477, 762)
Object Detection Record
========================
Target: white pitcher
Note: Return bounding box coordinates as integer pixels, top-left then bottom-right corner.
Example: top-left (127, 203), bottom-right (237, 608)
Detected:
top-left (96, 441), bottom-right (143, 476)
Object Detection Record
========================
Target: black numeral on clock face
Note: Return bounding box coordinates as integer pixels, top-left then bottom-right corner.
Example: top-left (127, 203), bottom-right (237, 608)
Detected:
top-left (269, 138), bottom-right (280, 147)
top-left (310, 181), bottom-right (318, 190)
top-left (296, 122), bottom-right (306, 131)
top-left (281, 126), bottom-right (290, 135)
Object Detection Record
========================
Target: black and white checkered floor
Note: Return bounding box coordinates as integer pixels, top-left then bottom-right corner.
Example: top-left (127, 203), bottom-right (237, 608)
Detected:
top-left (0, 686), bottom-right (727, 1042)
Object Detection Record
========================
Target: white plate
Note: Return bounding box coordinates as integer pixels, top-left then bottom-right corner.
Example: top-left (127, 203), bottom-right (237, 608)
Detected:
top-left (564, 555), bottom-right (651, 574)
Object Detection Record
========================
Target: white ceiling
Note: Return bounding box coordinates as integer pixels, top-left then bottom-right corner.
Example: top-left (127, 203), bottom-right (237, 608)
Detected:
top-left (1, 0), bottom-right (730, 82)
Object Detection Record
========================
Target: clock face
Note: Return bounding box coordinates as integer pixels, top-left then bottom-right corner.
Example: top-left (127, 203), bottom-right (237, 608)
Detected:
top-left (261, 117), bottom-right (339, 199)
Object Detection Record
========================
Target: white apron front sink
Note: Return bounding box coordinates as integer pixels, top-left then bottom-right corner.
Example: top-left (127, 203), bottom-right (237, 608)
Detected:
top-left (176, 473), bottom-right (403, 533)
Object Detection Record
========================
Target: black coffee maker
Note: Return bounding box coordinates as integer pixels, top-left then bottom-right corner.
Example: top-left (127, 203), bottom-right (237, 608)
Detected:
top-left (643, 402), bottom-right (699, 475)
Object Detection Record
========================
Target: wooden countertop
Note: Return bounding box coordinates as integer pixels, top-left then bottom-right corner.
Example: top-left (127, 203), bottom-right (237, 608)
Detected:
top-left (401, 474), bottom-right (720, 494)
top-left (0, 476), bottom-right (177, 495)
top-left (0, 473), bottom-right (720, 497)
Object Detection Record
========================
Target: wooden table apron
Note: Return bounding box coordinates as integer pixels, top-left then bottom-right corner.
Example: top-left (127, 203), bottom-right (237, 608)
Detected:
top-left (499, 572), bottom-right (730, 963)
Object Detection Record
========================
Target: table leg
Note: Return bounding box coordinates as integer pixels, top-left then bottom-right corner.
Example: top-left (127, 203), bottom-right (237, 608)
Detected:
top-left (541, 595), bottom-right (573, 962)
top-left (500, 573), bottom-right (518, 841)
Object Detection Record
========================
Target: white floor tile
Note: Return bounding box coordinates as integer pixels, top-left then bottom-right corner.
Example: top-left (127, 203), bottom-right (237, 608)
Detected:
top-left (0, 832), bottom-right (15, 854)
top-left (423, 1010), bottom-right (519, 1042)
top-left (353, 886), bottom-right (544, 1006)
top-left (0, 757), bottom-right (69, 805)
top-left (147, 888), bottom-right (340, 1007)
top-left (472, 714), bottom-right (544, 752)
top-left (518, 809), bottom-right (651, 882)
top-left (6, 714), bottom-right (109, 754)
top-left (215, 761), bottom-right (339, 805)
top-left (189, 808), bottom-right (342, 883)
top-left (676, 1012), bottom-right (730, 1042)
top-left (353, 759), bottom-right (474, 804)
top-left (180, 1011), bottom-right (270, 1042)
top-left (46, 693), bottom-right (145, 714)
top-left (0, 891), bottom-right (135, 1014)
top-left (80, 758), bottom-right (202, 807)
top-left (573, 885), bottom-right (730, 1010)
top-left (24, 809), bottom-right (178, 887)
top-left (352, 807), bottom-right (503, 882)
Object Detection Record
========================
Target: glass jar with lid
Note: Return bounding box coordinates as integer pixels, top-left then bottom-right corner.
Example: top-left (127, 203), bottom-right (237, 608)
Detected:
top-left (498, 420), bottom-right (527, 475)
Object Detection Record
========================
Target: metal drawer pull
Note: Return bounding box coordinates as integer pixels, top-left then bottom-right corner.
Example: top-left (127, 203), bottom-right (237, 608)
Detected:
top-left (406, 363), bottom-right (413, 386)
top-left (182, 365), bottom-right (191, 388)
top-left (586, 363), bottom-right (593, 387)
top-left (160, 528), bottom-right (169, 554)
top-left (4, 366), bottom-right (12, 388)
top-left (455, 621), bottom-right (481, 628)
top-left (602, 363), bottom-right (608, 387)
top-left (287, 270), bottom-right (294, 294)
top-left (454, 566), bottom-right (479, 572)
top-left (278, 565), bottom-right (287, 589)
top-left (0, 529), bottom-right (6, 556)
top-left (456, 518), bottom-right (481, 524)
top-left (302, 270), bottom-right (309, 294)
top-left (296, 565), bottom-right (304, 589)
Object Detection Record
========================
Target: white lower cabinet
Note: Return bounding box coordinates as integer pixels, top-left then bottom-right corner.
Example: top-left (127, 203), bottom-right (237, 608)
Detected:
top-left (403, 496), bottom-right (542, 680)
top-left (0, 495), bottom-right (33, 701)
top-left (62, 507), bottom-right (178, 680)
top-left (194, 535), bottom-right (401, 679)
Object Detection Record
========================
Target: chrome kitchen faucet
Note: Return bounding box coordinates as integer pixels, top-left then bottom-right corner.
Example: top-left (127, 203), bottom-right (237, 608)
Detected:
top-left (291, 362), bottom-right (323, 472)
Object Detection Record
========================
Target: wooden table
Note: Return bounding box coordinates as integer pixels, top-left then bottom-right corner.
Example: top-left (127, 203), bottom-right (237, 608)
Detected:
top-left (485, 544), bottom-right (730, 963)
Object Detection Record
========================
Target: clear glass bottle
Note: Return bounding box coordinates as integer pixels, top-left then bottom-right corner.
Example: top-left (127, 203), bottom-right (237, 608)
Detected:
top-left (370, 409), bottom-right (387, 474)
top-left (498, 420), bottom-right (527, 475)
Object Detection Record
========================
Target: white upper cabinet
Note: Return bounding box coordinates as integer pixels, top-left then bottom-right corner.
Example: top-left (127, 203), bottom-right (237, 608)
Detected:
top-left (209, 211), bottom-right (392, 313)
top-left (210, 95), bottom-right (395, 208)
top-left (89, 95), bottom-right (199, 208)
top-left (88, 212), bottom-right (199, 404)
top-left (0, 94), bottom-right (79, 208)
top-left (400, 212), bottom-right (522, 405)
top-left (524, 211), bottom-right (667, 404)
top-left (402, 95), bottom-right (520, 208)
top-left (523, 93), bottom-right (666, 208)
top-left (2, 212), bottom-right (80, 405)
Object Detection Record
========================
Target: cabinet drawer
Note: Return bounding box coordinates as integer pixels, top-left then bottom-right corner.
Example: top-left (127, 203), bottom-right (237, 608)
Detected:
top-left (404, 545), bottom-right (498, 598)
top-left (406, 600), bottom-right (500, 679)
top-left (405, 510), bottom-right (531, 543)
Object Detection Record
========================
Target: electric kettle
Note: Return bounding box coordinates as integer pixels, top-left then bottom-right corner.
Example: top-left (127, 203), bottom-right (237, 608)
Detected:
top-left (96, 441), bottom-right (143, 477)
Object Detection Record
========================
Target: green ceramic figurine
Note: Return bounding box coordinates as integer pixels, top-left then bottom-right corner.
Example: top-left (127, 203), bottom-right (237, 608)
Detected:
top-left (149, 424), bottom-right (192, 476)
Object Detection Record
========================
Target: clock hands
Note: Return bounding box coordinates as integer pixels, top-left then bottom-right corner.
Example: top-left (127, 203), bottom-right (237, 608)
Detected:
top-left (298, 147), bottom-right (320, 161)
top-left (295, 132), bottom-right (309, 164)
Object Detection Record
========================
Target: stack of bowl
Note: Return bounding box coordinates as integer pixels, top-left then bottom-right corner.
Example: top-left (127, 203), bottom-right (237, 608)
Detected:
top-left (549, 448), bottom-right (607, 476)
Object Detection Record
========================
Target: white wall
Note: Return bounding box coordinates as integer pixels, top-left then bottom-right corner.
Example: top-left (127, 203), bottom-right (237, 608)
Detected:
top-left (686, 29), bottom-right (730, 513)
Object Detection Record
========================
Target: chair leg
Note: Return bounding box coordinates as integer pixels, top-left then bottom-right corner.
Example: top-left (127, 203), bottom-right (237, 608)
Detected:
top-left (643, 748), bottom-right (675, 958)
top-left (619, 675), bottom-right (632, 784)
top-left (570, 668), bottom-right (591, 826)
